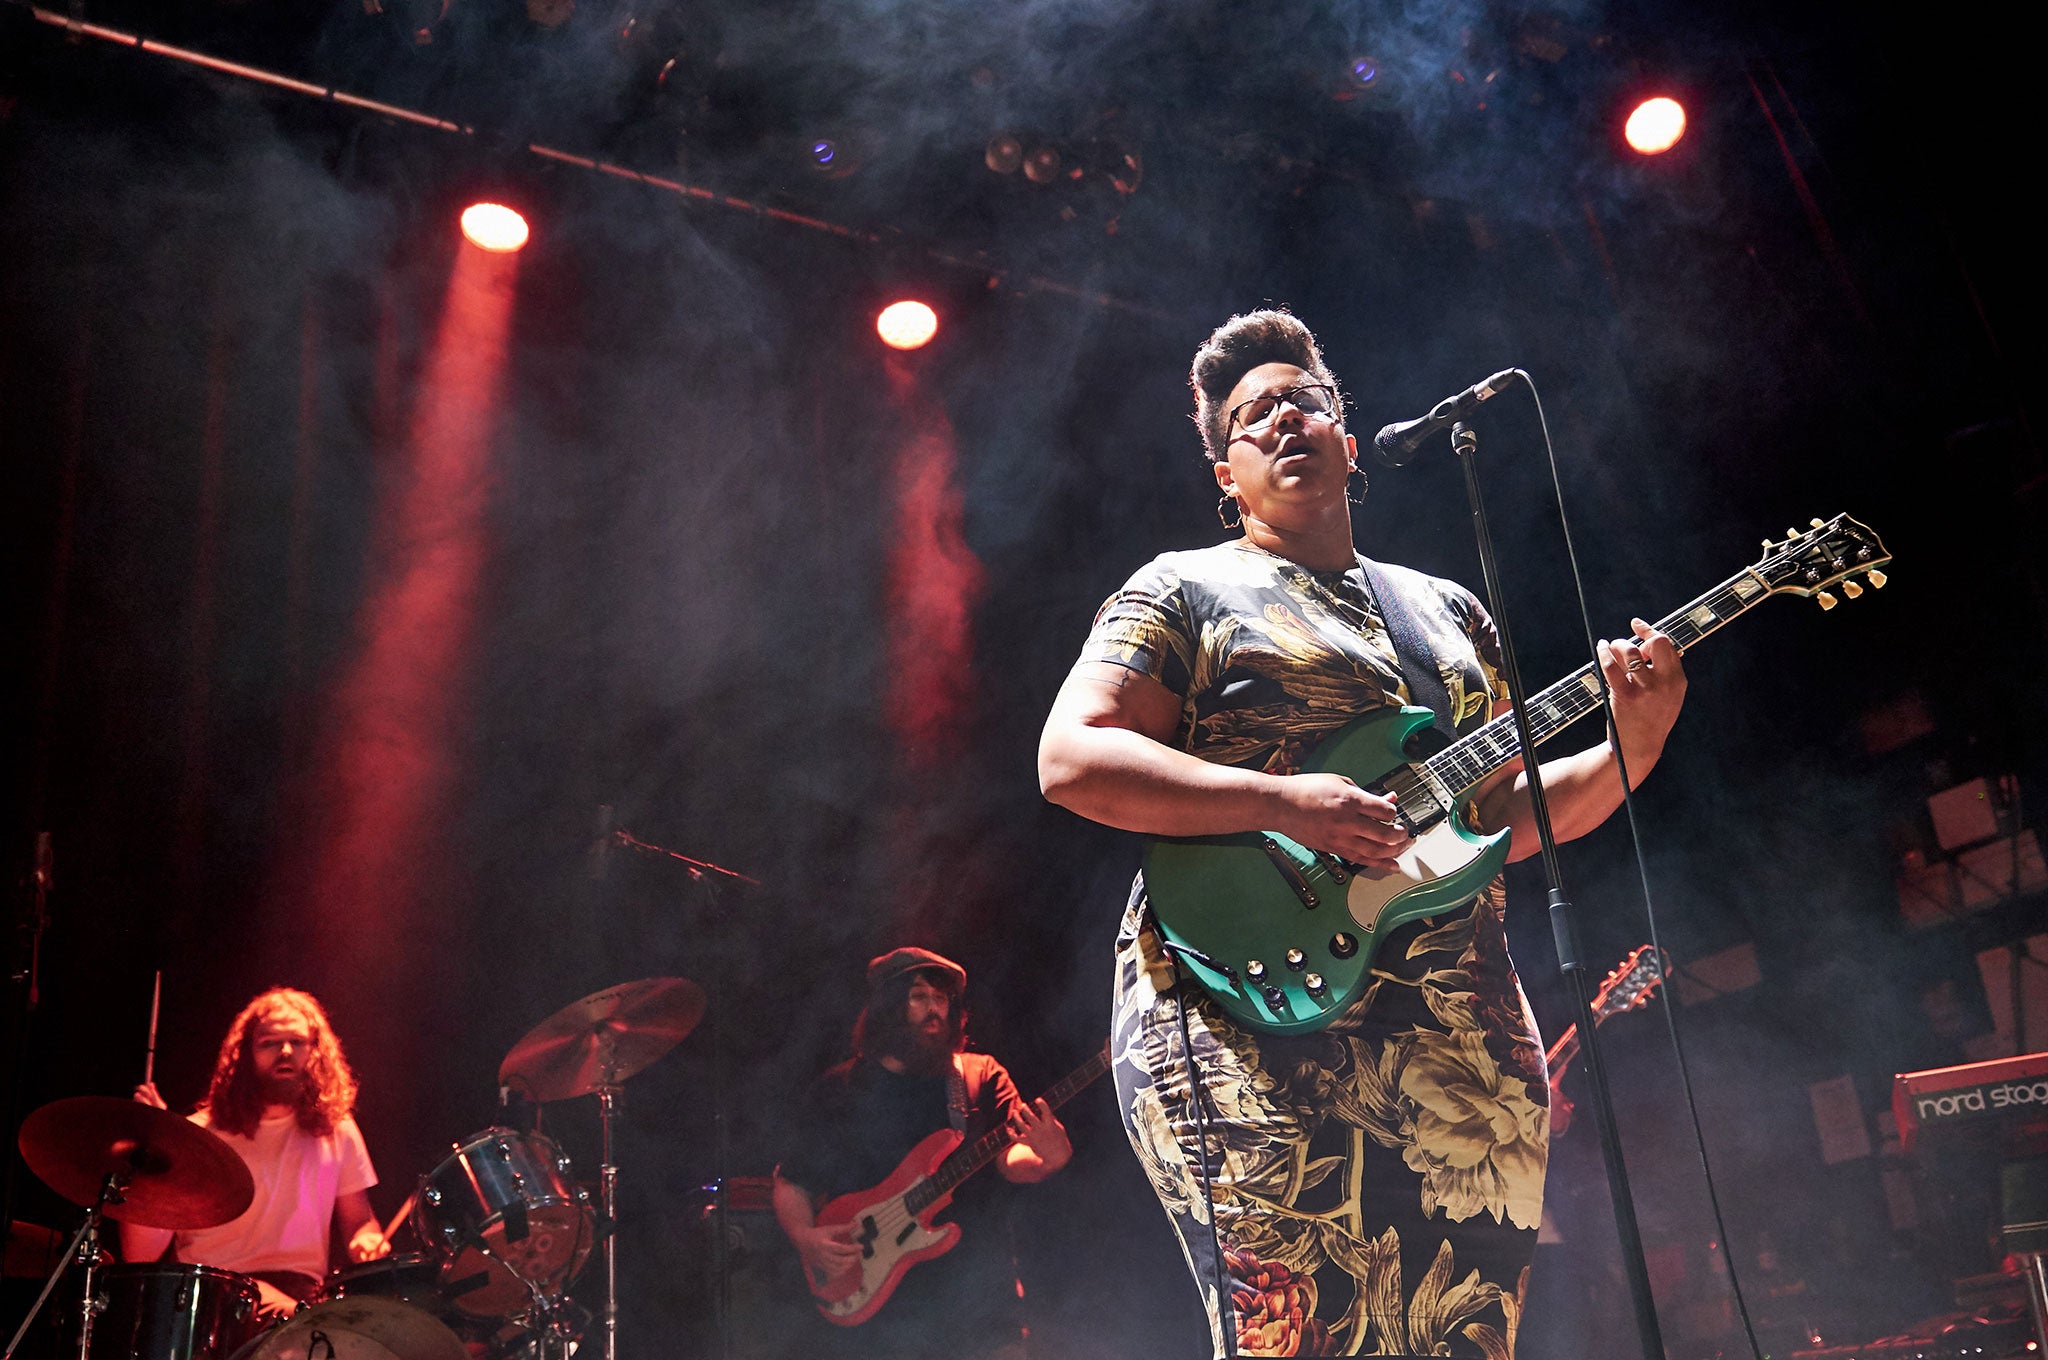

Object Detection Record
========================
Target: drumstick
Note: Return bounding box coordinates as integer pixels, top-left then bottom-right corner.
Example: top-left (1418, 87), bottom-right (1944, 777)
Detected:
top-left (143, 970), bottom-right (161, 1087)
top-left (382, 1183), bottom-right (421, 1244)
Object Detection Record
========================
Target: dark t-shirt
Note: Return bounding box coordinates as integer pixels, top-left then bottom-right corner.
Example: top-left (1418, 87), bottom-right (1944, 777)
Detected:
top-left (776, 1054), bottom-right (1027, 1360)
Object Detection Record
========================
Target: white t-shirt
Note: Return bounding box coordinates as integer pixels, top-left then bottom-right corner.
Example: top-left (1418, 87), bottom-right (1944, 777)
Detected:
top-left (173, 1110), bottom-right (377, 1282)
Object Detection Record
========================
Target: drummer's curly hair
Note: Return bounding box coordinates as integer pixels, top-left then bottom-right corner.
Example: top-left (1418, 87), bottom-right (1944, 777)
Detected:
top-left (1190, 308), bottom-right (1344, 464)
top-left (853, 967), bottom-right (968, 1065)
top-left (201, 987), bottom-right (358, 1139)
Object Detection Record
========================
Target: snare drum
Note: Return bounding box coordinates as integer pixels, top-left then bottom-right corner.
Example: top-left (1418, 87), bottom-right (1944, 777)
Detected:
top-left (320, 1253), bottom-right (449, 1310)
top-left (413, 1128), bottom-right (593, 1317)
top-left (90, 1263), bottom-right (264, 1360)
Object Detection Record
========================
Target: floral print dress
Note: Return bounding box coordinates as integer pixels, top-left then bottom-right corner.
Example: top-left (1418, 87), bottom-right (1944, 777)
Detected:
top-left (1080, 541), bottom-right (1549, 1358)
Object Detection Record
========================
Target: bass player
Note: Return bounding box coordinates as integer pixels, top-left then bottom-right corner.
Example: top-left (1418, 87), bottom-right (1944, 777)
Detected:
top-left (772, 947), bottom-right (1071, 1360)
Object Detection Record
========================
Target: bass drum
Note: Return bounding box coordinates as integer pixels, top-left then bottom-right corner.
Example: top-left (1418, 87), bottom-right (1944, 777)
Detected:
top-left (319, 1257), bottom-right (505, 1359)
top-left (413, 1128), bottom-right (593, 1318)
top-left (89, 1263), bottom-right (264, 1360)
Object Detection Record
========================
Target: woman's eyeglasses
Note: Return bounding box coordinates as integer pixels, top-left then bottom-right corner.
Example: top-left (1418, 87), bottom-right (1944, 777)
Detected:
top-left (1226, 383), bottom-right (1339, 438)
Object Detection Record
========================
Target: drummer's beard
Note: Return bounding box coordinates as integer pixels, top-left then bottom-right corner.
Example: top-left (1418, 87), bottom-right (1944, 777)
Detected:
top-left (257, 1066), bottom-right (306, 1108)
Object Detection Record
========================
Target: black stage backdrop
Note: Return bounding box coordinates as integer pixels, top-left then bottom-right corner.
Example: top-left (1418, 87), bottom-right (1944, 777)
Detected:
top-left (2, 10), bottom-right (2042, 1358)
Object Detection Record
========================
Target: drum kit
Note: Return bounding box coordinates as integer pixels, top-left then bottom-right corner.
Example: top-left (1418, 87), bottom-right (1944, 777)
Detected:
top-left (4, 977), bottom-right (705, 1360)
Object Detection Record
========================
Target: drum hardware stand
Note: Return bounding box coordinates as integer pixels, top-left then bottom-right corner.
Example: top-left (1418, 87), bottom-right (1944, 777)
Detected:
top-left (4, 1170), bottom-right (121, 1360)
top-left (596, 1079), bottom-right (620, 1360)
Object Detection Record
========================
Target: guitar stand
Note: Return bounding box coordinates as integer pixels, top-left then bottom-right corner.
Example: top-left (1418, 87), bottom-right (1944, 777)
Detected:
top-left (1447, 418), bottom-right (1667, 1360)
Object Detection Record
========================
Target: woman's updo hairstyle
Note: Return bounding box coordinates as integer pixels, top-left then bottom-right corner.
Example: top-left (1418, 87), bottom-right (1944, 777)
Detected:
top-left (1189, 308), bottom-right (1343, 465)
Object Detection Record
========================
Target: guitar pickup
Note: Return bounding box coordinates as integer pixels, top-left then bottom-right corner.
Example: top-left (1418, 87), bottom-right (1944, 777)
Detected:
top-left (1259, 836), bottom-right (1320, 909)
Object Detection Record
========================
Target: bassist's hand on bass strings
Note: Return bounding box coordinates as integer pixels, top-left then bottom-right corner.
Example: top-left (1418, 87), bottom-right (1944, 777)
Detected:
top-left (792, 1220), bottom-right (862, 1285)
top-left (1272, 771), bottom-right (1412, 872)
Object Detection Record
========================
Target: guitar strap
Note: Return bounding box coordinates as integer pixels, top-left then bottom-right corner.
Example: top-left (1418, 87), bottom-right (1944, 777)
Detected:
top-left (1358, 555), bottom-right (1457, 743)
top-left (946, 1055), bottom-right (975, 1134)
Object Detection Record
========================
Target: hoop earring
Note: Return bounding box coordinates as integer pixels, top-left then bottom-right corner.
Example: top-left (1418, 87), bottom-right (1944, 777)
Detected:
top-left (1216, 494), bottom-right (1243, 530)
top-left (1346, 466), bottom-right (1369, 505)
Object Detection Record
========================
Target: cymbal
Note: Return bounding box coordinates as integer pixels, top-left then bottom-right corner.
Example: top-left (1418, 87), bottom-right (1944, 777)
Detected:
top-left (4, 1220), bottom-right (64, 1278)
top-left (17, 1097), bottom-right (254, 1230)
top-left (228, 1297), bottom-right (469, 1360)
top-left (499, 977), bottom-right (704, 1102)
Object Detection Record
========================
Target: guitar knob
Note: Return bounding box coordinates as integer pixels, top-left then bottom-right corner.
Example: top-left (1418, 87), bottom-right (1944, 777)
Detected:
top-left (1842, 580), bottom-right (1864, 599)
top-left (1329, 933), bottom-right (1358, 959)
top-left (1867, 569), bottom-right (1887, 588)
top-left (1261, 986), bottom-right (1287, 1011)
top-left (1245, 959), bottom-right (1267, 982)
top-left (1285, 948), bottom-right (1306, 971)
top-left (1304, 973), bottom-right (1327, 997)
top-left (1817, 591), bottom-right (1838, 610)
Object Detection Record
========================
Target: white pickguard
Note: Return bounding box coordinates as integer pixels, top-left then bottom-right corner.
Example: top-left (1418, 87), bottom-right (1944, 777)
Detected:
top-left (1343, 820), bottom-right (1489, 926)
top-left (820, 1190), bottom-right (957, 1318)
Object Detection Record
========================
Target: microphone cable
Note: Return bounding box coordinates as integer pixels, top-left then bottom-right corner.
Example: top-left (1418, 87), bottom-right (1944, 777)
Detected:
top-left (1512, 369), bottom-right (1768, 1360)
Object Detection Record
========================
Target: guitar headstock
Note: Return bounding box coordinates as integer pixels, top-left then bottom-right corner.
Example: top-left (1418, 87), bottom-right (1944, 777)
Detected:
top-left (1590, 945), bottom-right (1666, 1021)
top-left (1754, 514), bottom-right (1890, 610)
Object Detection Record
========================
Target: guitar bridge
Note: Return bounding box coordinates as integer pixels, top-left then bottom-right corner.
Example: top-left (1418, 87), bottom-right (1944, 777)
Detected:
top-left (1259, 836), bottom-right (1320, 909)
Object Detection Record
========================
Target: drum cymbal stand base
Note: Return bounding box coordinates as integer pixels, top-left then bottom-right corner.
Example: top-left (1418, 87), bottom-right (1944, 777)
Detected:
top-left (4, 1172), bottom-right (121, 1360)
top-left (503, 1272), bottom-right (582, 1360)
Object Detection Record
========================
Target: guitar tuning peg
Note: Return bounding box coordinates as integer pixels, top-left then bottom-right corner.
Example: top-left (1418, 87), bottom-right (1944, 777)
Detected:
top-left (1761, 539), bottom-right (1774, 551)
top-left (1817, 591), bottom-right (1838, 610)
top-left (1786, 527), bottom-right (1799, 539)
top-left (1810, 517), bottom-right (1825, 528)
top-left (1867, 569), bottom-right (1887, 589)
top-left (1843, 580), bottom-right (1864, 599)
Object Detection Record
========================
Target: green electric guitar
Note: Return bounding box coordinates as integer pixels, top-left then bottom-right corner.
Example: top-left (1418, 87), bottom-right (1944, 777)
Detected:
top-left (1143, 514), bottom-right (1890, 1035)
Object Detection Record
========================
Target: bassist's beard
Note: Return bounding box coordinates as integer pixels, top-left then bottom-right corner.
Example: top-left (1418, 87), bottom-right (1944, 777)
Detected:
top-left (890, 1024), bottom-right (954, 1076)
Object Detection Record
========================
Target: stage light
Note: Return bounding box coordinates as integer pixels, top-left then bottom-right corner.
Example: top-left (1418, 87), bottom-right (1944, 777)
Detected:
top-left (877, 301), bottom-right (938, 351)
top-left (1624, 96), bottom-right (1686, 154)
top-left (808, 139), bottom-right (840, 171)
top-left (1347, 55), bottom-right (1379, 88)
top-left (460, 203), bottom-right (529, 253)
top-left (985, 133), bottom-right (1023, 175)
top-left (1022, 146), bottom-right (1061, 185)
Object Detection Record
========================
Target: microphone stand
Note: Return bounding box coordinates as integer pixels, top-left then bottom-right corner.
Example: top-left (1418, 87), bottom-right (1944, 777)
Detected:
top-left (608, 830), bottom-right (758, 1360)
top-left (1446, 419), bottom-right (1666, 1360)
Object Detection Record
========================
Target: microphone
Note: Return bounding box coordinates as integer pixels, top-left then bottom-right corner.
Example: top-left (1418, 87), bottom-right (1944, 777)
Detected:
top-left (1371, 369), bottom-right (1521, 467)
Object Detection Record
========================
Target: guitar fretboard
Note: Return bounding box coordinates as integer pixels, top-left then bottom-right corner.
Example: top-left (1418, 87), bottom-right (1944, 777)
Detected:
top-left (1407, 566), bottom-right (1772, 810)
top-left (904, 1043), bottom-right (1111, 1216)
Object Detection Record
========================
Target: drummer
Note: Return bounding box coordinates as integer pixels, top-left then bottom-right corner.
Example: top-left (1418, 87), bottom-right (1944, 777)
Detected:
top-left (118, 987), bottom-right (390, 1320)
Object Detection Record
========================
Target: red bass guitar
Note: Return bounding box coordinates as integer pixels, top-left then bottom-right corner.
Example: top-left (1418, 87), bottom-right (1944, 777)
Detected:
top-left (807, 1042), bottom-right (1110, 1326)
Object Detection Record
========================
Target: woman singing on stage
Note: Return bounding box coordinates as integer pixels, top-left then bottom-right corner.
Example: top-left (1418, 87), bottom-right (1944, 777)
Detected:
top-left (1037, 310), bottom-right (1687, 1357)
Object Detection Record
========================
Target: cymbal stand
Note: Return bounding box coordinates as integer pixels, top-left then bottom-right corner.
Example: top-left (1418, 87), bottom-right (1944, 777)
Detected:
top-left (596, 1079), bottom-right (620, 1360)
top-left (4, 1171), bottom-right (120, 1360)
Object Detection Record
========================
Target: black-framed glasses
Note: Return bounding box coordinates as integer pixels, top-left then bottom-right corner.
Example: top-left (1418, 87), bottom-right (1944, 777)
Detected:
top-left (1225, 383), bottom-right (1340, 439)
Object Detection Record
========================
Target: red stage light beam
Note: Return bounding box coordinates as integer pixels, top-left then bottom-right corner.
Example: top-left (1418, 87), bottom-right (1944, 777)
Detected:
top-left (461, 202), bottom-right (530, 253)
top-left (296, 242), bottom-right (519, 969)
top-left (877, 300), bottom-right (938, 350)
top-left (1624, 97), bottom-right (1687, 155)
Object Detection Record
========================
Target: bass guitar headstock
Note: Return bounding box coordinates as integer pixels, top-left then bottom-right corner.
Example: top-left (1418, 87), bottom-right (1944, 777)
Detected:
top-left (1754, 513), bottom-right (1890, 611)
